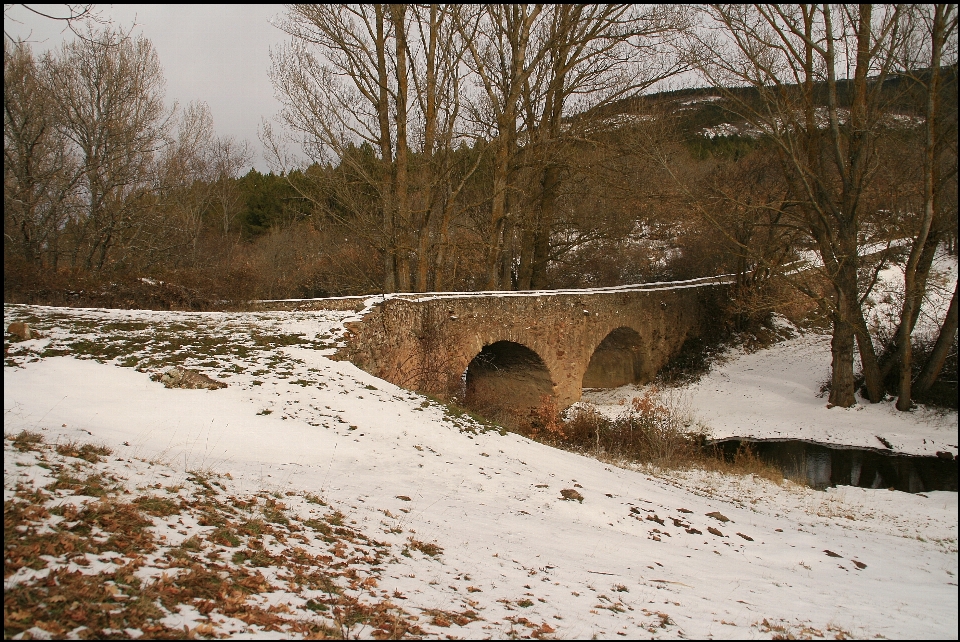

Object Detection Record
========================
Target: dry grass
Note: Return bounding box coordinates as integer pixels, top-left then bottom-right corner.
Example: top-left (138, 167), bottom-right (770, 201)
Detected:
top-left (9, 430), bottom-right (45, 452)
top-left (4, 437), bottom-right (430, 639)
top-left (510, 389), bottom-right (787, 483)
top-left (406, 537), bottom-right (444, 558)
top-left (54, 440), bottom-right (112, 463)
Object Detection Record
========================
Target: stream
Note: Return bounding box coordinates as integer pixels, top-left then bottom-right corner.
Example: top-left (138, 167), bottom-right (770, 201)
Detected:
top-left (710, 438), bottom-right (958, 493)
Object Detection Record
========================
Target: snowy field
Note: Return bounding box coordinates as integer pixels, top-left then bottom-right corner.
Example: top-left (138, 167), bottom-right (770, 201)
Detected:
top-left (4, 301), bottom-right (958, 640)
top-left (580, 328), bottom-right (958, 457)
top-left (583, 247), bottom-right (958, 457)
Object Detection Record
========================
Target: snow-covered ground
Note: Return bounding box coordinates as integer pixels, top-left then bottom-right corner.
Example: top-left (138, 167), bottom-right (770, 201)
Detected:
top-left (581, 329), bottom-right (958, 457)
top-left (583, 248), bottom-right (958, 457)
top-left (4, 301), bottom-right (957, 639)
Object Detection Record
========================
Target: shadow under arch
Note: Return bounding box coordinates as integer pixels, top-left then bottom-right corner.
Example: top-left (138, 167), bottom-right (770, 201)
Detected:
top-left (463, 340), bottom-right (554, 422)
top-left (582, 326), bottom-right (645, 389)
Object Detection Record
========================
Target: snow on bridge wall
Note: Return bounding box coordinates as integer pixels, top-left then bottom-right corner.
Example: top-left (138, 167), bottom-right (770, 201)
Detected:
top-left (290, 278), bottom-right (731, 410)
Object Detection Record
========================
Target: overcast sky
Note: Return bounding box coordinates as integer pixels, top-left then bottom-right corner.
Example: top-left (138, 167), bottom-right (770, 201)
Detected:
top-left (5, 4), bottom-right (287, 172)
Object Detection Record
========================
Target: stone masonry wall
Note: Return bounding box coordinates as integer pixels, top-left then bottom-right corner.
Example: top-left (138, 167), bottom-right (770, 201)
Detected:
top-left (332, 283), bottom-right (726, 409)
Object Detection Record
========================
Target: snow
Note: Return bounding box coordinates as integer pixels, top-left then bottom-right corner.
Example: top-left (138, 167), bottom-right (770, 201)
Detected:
top-left (4, 300), bottom-right (958, 639)
top-left (863, 244), bottom-right (959, 342)
top-left (583, 331), bottom-right (957, 456)
top-left (583, 249), bottom-right (958, 457)
top-left (699, 108), bottom-right (922, 140)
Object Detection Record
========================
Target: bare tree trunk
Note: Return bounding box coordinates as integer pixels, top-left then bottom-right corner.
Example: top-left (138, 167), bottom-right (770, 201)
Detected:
top-left (914, 281), bottom-right (959, 394)
top-left (392, 4), bottom-right (412, 292)
top-left (830, 236), bottom-right (860, 407)
top-left (374, 6), bottom-right (397, 293)
top-left (414, 4), bottom-right (439, 293)
top-left (530, 164), bottom-right (559, 289)
top-left (829, 315), bottom-right (858, 408)
top-left (487, 136), bottom-right (510, 289)
top-left (896, 4), bottom-right (950, 410)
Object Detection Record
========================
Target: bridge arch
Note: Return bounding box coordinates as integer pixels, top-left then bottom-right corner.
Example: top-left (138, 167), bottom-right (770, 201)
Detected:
top-left (463, 340), bottom-right (555, 421)
top-left (582, 326), bottom-right (646, 389)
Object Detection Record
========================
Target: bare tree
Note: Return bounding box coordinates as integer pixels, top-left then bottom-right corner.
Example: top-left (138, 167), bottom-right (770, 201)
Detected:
top-left (513, 4), bottom-right (686, 290)
top-left (3, 39), bottom-right (80, 268)
top-left (271, 4), bottom-right (482, 293)
top-left (150, 100), bottom-right (252, 269)
top-left (44, 26), bottom-right (172, 271)
top-left (913, 281), bottom-right (958, 394)
top-left (888, 4), bottom-right (958, 409)
top-left (271, 4), bottom-right (405, 292)
top-left (687, 5), bottom-right (913, 407)
top-left (210, 136), bottom-right (253, 237)
top-left (456, 4), bottom-right (549, 289)
top-left (3, 4), bottom-right (109, 44)
top-left (405, 4), bottom-right (476, 292)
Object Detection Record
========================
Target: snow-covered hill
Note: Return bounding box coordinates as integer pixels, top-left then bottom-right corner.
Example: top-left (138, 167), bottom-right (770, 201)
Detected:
top-left (4, 303), bottom-right (958, 639)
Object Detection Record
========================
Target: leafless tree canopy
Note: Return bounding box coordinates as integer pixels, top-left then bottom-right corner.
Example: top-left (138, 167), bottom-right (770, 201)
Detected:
top-left (4, 5), bottom-right (958, 411)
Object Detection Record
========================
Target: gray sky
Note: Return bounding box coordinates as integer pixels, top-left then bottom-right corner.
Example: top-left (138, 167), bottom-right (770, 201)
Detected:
top-left (5, 4), bottom-right (287, 172)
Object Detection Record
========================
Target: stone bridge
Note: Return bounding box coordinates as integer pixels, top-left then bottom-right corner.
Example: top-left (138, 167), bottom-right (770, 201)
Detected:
top-left (265, 276), bottom-right (730, 414)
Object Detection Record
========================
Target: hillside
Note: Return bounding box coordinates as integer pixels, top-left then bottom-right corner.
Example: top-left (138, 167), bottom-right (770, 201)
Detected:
top-left (588, 63), bottom-right (959, 141)
top-left (4, 303), bottom-right (957, 639)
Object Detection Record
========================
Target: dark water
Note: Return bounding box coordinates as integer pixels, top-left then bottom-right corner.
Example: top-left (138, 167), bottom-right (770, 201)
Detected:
top-left (710, 438), bottom-right (958, 493)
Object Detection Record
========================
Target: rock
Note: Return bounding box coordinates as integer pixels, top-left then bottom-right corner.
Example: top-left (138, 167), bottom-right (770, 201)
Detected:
top-left (705, 511), bottom-right (731, 523)
top-left (707, 526), bottom-right (724, 537)
top-left (560, 488), bottom-right (584, 503)
top-left (7, 322), bottom-right (39, 341)
top-left (158, 366), bottom-right (227, 390)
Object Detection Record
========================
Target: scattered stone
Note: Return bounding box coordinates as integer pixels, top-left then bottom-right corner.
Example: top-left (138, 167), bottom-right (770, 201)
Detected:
top-left (156, 366), bottom-right (227, 390)
top-left (736, 532), bottom-right (754, 541)
top-left (560, 488), bottom-right (584, 503)
top-left (677, 508), bottom-right (693, 514)
top-left (685, 527), bottom-right (702, 535)
top-left (875, 435), bottom-right (894, 450)
top-left (396, 495), bottom-right (412, 502)
top-left (707, 527), bottom-right (724, 537)
top-left (705, 511), bottom-right (731, 523)
top-left (7, 322), bottom-right (40, 341)
top-left (824, 549), bottom-right (842, 558)
top-left (646, 514), bottom-right (665, 526)
top-left (852, 560), bottom-right (867, 569)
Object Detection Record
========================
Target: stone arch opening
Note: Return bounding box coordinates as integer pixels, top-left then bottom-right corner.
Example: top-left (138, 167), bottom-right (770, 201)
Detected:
top-left (582, 327), bottom-right (644, 389)
top-left (463, 341), bottom-right (554, 420)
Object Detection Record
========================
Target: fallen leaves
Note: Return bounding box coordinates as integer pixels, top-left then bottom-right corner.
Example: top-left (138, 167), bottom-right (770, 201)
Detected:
top-left (3, 437), bottom-right (425, 640)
